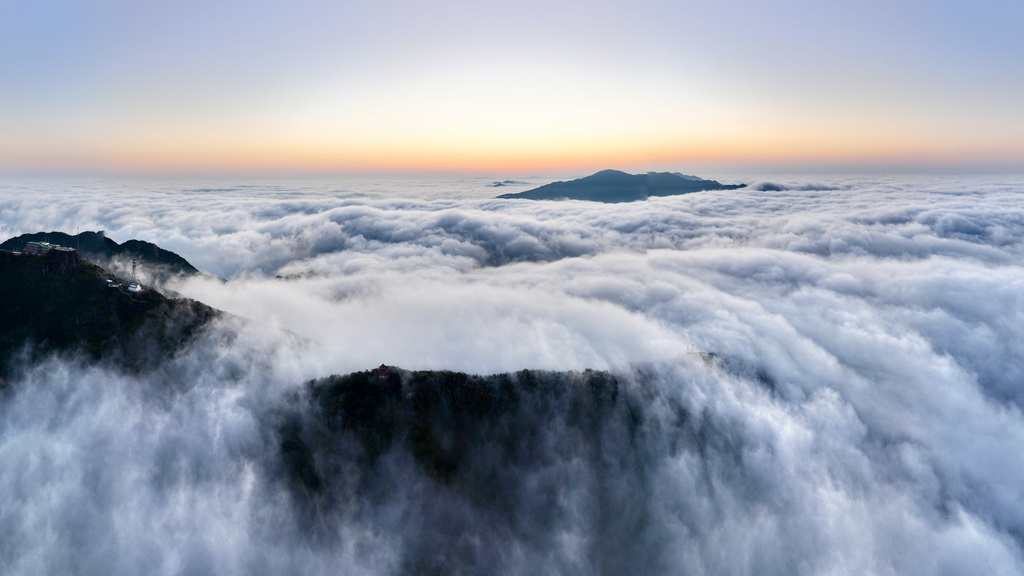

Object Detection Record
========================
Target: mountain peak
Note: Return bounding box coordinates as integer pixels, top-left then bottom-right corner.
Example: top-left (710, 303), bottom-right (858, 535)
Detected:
top-left (497, 169), bottom-right (745, 203)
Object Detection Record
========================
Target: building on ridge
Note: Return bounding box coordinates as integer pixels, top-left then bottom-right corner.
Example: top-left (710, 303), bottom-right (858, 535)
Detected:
top-left (24, 241), bottom-right (74, 256)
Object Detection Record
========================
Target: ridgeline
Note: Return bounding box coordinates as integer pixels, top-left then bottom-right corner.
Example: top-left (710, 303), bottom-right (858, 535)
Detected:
top-left (0, 231), bottom-right (201, 285)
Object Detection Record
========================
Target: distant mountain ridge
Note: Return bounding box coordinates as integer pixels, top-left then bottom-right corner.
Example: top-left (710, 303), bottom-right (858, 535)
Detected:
top-left (497, 169), bottom-right (746, 203)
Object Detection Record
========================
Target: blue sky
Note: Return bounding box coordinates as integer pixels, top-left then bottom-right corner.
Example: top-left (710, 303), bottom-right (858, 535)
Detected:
top-left (1, 0), bottom-right (1022, 174)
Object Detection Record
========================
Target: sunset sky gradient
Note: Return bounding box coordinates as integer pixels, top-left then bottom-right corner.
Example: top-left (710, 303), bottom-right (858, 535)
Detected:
top-left (2, 0), bottom-right (1022, 175)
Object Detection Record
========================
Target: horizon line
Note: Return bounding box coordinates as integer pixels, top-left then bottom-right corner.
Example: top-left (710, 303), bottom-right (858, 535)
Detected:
top-left (2, 161), bottom-right (1023, 181)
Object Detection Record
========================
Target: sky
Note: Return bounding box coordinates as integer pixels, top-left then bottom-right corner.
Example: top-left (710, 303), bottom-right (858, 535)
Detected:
top-left (1, 0), bottom-right (1022, 175)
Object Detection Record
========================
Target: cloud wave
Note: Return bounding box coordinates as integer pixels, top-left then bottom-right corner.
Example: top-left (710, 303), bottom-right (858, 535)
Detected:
top-left (1, 174), bottom-right (1023, 574)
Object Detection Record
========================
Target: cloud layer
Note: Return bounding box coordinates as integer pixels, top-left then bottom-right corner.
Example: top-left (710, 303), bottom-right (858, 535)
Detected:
top-left (1, 174), bottom-right (1023, 574)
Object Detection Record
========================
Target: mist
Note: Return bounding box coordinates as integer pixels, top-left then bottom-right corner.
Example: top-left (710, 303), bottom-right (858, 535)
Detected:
top-left (1, 174), bottom-right (1023, 574)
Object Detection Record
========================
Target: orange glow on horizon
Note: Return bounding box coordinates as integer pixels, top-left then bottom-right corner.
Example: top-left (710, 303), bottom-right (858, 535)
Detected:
top-left (4, 125), bottom-right (1022, 176)
top-left (87, 136), bottom-right (1022, 176)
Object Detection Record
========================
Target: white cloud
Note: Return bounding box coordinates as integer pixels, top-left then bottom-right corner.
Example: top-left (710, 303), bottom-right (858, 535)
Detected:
top-left (1, 174), bottom-right (1024, 574)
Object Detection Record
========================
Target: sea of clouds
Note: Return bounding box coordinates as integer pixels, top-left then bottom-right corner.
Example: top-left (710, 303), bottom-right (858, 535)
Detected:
top-left (1, 174), bottom-right (1023, 575)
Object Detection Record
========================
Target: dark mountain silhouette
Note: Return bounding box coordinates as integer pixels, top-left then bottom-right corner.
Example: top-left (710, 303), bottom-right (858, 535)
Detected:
top-left (487, 179), bottom-right (529, 187)
top-left (0, 248), bottom-right (217, 378)
top-left (0, 231), bottom-right (201, 286)
top-left (294, 366), bottom-right (636, 483)
top-left (497, 169), bottom-right (745, 202)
